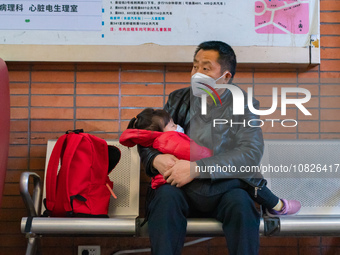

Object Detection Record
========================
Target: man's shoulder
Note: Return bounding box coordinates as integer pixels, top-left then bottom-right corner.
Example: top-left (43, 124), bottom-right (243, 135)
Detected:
top-left (166, 87), bottom-right (191, 122)
top-left (168, 86), bottom-right (191, 99)
top-left (166, 87), bottom-right (191, 107)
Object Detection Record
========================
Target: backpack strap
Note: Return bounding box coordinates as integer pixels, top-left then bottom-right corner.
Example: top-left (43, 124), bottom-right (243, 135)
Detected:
top-left (45, 134), bottom-right (67, 211)
top-left (60, 134), bottom-right (83, 212)
top-left (45, 133), bottom-right (83, 213)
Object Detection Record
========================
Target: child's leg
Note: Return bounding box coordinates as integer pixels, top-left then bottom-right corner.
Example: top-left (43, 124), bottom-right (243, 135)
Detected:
top-left (243, 182), bottom-right (301, 215)
top-left (249, 185), bottom-right (280, 210)
top-left (247, 184), bottom-right (301, 216)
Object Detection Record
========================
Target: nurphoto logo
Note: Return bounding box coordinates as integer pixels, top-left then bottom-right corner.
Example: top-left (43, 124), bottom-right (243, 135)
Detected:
top-left (199, 84), bottom-right (312, 128)
top-left (197, 82), bottom-right (223, 107)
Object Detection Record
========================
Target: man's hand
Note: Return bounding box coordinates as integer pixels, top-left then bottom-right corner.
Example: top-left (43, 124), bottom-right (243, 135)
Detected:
top-left (152, 154), bottom-right (178, 175)
top-left (164, 160), bottom-right (199, 188)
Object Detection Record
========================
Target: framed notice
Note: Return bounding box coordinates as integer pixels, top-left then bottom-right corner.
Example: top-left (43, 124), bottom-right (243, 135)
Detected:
top-left (0, 0), bottom-right (320, 64)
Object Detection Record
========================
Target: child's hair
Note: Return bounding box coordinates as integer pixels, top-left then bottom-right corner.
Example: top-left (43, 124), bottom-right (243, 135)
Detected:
top-left (127, 108), bottom-right (171, 132)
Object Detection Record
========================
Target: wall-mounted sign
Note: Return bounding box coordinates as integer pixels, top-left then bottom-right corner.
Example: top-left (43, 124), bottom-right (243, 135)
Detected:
top-left (0, 0), bottom-right (318, 46)
top-left (0, 0), bottom-right (319, 63)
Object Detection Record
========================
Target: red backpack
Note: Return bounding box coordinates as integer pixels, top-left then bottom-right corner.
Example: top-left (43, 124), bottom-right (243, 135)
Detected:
top-left (44, 130), bottom-right (120, 217)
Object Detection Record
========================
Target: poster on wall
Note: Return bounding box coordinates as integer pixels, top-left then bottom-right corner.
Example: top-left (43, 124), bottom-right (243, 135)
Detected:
top-left (0, 0), bottom-right (319, 47)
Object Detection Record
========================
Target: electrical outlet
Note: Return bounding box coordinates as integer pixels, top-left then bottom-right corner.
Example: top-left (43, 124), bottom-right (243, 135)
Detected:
top-left (78, 245), bottom-right (101, 255)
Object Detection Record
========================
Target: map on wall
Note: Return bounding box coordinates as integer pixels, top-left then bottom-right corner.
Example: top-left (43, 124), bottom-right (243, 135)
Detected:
top-left (255, 0), bottom-right (309, 34)
top-left (0, 0), bottom-right (319, 47)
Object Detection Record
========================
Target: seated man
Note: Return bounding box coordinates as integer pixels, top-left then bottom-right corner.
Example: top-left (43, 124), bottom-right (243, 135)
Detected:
top-left (139, 41), bottom-right (265, 255)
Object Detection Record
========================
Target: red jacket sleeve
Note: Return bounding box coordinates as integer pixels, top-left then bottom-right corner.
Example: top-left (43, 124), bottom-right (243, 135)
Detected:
top-left (153, 132), bottom-right (212, 161)
top-left (119, 129), bottom-right (212, 161)
top-left (119, 129), bottom-right (163, 147)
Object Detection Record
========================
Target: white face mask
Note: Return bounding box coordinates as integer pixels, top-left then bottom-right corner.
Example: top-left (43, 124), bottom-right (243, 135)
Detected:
top-left (191, 72), bottom-right (228, 97)
top-left (176, 124), bottom-right (185, 133)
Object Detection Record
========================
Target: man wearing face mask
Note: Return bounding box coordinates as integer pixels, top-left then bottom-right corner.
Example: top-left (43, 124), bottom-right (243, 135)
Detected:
top-left (138, 41), bottom-right (265, 255)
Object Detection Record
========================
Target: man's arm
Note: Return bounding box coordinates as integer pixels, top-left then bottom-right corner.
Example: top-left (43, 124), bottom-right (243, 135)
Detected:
top-left (164, 106), bottom-right (264, 186)
top-left (137, 145), bottom-right (161, 177)
top-left (196, 98), bottom-right (264, 181)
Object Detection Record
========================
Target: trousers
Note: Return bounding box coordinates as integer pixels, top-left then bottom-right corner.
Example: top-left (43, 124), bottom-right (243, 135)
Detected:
top-left (242, 182), bottom-right (279, 210)
top-left (147, 179), bottom-right (260, 255)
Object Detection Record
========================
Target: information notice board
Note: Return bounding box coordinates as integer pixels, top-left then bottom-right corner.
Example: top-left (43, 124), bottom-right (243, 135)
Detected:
top-left (0, 0), bottom-right (320, 63)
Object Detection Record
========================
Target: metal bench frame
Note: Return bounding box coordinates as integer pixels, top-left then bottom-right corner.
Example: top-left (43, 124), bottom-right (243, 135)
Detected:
top-left (20, 139), bottom-right (340, 255)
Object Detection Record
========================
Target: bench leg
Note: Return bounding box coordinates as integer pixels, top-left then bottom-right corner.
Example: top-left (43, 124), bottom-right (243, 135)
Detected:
top-left (25, 236), bottom-right (38, 255)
